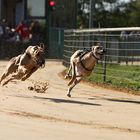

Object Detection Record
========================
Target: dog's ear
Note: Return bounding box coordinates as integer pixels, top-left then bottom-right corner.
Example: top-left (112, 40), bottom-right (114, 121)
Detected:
top-left (97, 43), bottom-right (101, 46)
top-left (25, 46), bottom-right (32, 53)
top-left (91, 46), bottom-right (95, 51)
top-left (39, 43), bottom-right (44, 49)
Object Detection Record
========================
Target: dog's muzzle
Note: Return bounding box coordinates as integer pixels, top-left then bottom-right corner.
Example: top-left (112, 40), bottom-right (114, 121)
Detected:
top-left (103, 49), bottom-right (106, 53)
top-left (37, 58), bottom-right (45, 68)
top-left (98, 49), bottom-right (106, 55)
top-left (34, 50), bottom-right (45, 68)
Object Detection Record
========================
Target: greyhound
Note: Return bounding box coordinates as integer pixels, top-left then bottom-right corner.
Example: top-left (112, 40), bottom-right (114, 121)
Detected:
top-left (0, 43), bottom-right (45, 86)
top-left (65, 45), bottom-right (105, 97)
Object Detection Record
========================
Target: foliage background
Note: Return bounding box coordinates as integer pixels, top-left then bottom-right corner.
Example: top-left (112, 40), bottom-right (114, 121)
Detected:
top-left (77, 0), bottom-right (140, 28)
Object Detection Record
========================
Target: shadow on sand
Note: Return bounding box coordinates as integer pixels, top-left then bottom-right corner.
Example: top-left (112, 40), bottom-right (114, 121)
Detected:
top-left (33, 96), bottom-right (101, 106)
top-left (106, 98), bottom-right (140, 105)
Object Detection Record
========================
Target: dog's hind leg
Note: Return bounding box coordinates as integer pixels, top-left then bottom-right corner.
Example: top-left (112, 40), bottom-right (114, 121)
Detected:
top-left (68, 62), bottom-right (76, 86)
top-left (2, 72), bottom-right (23, 86)
top-left (2, 67), bottom-right (25, 86)
top-left (64, 64), bottom-right (72, 79)
top-left (0, 70), bottom-right (9, 84)
top-left (2, 77), bottom-right (15, 86)
top-left (67, 77), bottom-right (82, 97)
top-left (0, 68), bottom-right (15, 84)
top-left (0, 60), bottom-right (18, 84)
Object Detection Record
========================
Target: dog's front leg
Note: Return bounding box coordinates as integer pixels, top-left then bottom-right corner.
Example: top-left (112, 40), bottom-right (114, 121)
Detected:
top-left (21, 67), bottom-right (38, 81)
top-left (67, 77), bottom-right (82, 97)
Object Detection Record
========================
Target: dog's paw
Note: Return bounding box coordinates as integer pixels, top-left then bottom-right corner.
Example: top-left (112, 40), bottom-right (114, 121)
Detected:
top-left (67, 94), bottom-right (71, 97)
top-left (2, 82), bottom-right (7, 86)
top-left (64, 75), bottom-right (68, 79)
top-left (64, 75), bottom-right (71, 79)
top-left (21, 77), bottom-right (26, 81)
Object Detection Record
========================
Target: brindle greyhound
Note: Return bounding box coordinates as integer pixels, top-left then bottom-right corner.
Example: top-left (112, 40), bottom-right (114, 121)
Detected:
top-left (0, 43), bottom-right (45, 86)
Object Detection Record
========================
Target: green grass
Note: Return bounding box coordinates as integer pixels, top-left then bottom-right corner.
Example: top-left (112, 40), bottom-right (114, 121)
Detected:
top-left (84, 63), bottom-right (140, 94)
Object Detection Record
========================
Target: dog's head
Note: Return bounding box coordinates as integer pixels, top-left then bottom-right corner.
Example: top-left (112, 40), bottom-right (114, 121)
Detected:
top-left (25, 43), bottom-right (45, 67)
top-left (92, 44), bottom-right (105, 60)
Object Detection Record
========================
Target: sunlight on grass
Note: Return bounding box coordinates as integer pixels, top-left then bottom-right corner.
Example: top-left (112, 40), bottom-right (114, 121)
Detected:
top-left (85, 64), bottom-right (140, 93)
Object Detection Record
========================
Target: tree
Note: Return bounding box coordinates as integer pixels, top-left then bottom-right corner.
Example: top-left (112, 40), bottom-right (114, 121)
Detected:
top-left (125, 0), bottom-right (140, 26)
top-left (77, 0), bottom-right (140, 28)
top-left (77, 0), bottom-right (121, 28)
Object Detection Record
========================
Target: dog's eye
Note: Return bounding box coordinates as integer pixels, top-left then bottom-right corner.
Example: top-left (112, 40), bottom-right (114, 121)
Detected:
top-left (34, 46), bottom-right (38, 50)
top-left (99, 47), bottom-right (103, 50)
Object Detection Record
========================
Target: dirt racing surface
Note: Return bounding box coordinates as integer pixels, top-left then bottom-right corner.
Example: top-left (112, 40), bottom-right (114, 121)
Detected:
top-left (0, 60), bottom-right (140, 140)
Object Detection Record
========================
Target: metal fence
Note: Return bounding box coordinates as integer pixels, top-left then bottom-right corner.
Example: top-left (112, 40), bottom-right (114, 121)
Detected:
top-left (49, 28), bottom-right (64, 59)
top-left (0, 41), bottom-right (30, 59)
top-left (63, 28), bottom-right (140, 88)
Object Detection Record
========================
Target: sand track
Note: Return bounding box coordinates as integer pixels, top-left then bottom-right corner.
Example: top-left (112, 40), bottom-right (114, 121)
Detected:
top-left (0, 60), bottom-right (140, 140)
